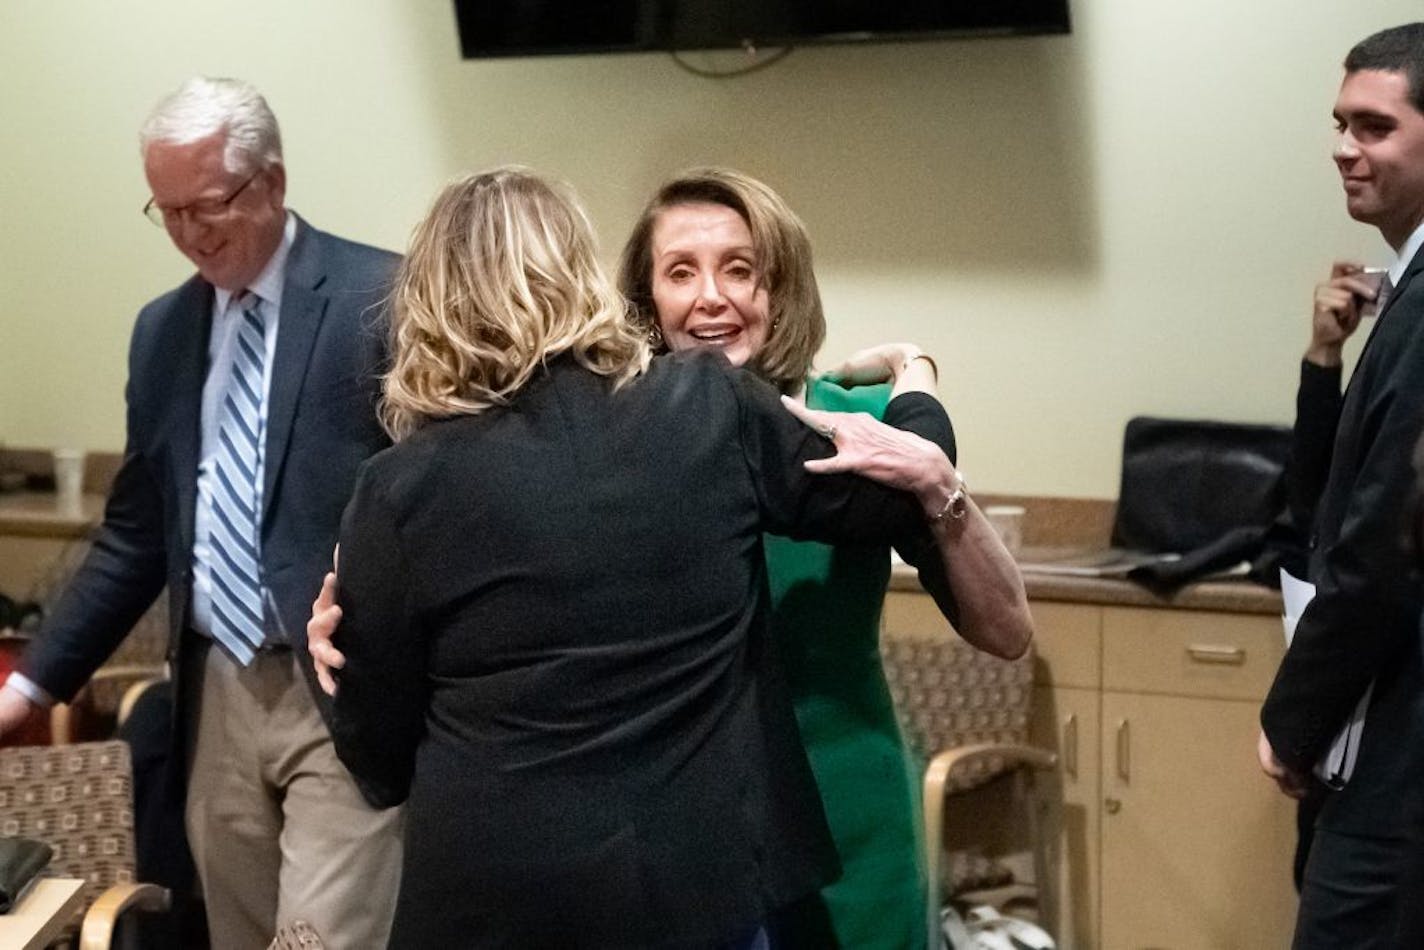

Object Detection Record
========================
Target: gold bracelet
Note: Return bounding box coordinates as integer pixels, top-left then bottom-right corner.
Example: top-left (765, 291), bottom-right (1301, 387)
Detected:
top-left (929, 472), bottom-right (968, 522)
top-left (903, 352), bottom-right (939, 382)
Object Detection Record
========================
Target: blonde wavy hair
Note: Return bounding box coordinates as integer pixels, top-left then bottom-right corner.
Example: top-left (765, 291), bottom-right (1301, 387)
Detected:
top-left (382, 167), bottom-right (651, 440)
top-left (617, 167), bottom-right (825, 394)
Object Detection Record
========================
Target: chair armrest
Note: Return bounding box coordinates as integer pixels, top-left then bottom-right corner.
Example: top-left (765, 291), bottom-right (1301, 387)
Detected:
top-left (922, 742), bottom-right (1057, 950)
top-left (926, 743), bottom-right (1058, 799)
top-left (116, 674), bottom-right (170, 730)
top-left (49, 664), bottom-right (169, 744)
top-left (89, 666), bottom-right (168, 686)
top-left (79, 882), bottom-right (171, 950)
top-left (90, 663), bottom-right (168, 687)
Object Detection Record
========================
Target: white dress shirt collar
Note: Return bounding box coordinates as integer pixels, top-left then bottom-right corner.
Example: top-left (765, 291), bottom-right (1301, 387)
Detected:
top-left (1388, 218), bottom-right (1424, 288)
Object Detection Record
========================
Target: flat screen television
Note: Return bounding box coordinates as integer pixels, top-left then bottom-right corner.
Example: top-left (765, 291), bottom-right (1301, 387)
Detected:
top-left (453, 1), bottom-right (1071, 59)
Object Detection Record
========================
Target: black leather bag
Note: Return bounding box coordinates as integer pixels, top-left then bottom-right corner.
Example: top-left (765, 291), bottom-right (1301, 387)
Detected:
top-left (0, 835), bottom-right (53, 913)
top-left (1111, 416), bottom-right (1292, 561)
top-left (1112, 416), bottom-right (1292, 552)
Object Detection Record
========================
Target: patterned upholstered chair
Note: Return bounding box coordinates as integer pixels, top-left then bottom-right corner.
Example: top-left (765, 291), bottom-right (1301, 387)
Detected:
top-left (0, 740), bottom-right (169, 948)
top-left (879, 631), bottom-right (1056, 949)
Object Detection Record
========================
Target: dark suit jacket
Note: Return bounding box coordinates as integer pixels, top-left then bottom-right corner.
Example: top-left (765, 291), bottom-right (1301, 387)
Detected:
top-left (1262, 249), bottom-right (1424, 839)
top-left (330, 351), bottom-right (957, 948)
top-left (21, 216), bottom-right (395, 753)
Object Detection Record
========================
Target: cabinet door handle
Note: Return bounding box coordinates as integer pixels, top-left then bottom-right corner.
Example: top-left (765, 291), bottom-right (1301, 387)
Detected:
top-left (1186, 643), bottom-right (1247, 665)
top-left (1115, 718), bottom-right (1130, 783)
top-left (1063, 713), bottom-right (1078, 779)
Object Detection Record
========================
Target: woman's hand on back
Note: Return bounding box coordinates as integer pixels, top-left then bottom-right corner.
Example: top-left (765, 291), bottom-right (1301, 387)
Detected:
top-left (308, 569), bottom-right (347, 697)
top-left (780, 395), bottom-right (1033, 660)
top-left (780, 396), bottom-right (951, 518)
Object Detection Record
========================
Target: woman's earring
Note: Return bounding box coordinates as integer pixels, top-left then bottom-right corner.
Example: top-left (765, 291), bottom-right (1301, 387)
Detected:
top-left (648, 323), bottom-right (665, 350)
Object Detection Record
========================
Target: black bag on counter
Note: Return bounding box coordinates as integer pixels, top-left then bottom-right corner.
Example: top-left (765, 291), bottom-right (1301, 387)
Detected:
top-left (1110, 416), bottom-right (1302, 590)
top-left (0, 835), bottom-right (53, 913)
top-left (1112, 416), bottom-right (1292, 552)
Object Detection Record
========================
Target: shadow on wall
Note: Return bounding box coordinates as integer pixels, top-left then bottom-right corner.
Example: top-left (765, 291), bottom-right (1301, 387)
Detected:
top-left (662, 37), bottom-right (1099, 275)
top-left (397, 6), bottom-right (1097, 275)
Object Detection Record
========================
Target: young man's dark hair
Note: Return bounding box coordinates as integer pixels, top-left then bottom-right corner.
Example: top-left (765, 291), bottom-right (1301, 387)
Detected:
top-left (1346, 22), bottom-right (1424, 113)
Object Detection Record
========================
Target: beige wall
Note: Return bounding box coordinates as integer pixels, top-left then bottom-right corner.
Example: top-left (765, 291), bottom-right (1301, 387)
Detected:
top-left (0, 0), bottom-right (1414, 496)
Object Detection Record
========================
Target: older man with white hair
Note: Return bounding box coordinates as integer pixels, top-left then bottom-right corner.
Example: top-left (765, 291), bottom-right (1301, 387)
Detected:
top-left (0, 77), bottom-right (402, 948)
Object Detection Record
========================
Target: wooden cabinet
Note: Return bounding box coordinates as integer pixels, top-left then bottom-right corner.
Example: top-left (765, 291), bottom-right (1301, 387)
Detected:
top-left (1098, 690), bottom-right (1295, 948)
top-left (1032, 601), bottom-right (1298, 950)
top-left (1029, 601), bottom-right (1104, 949)
top-left (1031, 681), bottom-right (1100, 947)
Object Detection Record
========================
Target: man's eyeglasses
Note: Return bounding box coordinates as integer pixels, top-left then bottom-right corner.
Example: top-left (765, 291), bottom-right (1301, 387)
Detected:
top-left (142, 171), bottom-right (259, 228)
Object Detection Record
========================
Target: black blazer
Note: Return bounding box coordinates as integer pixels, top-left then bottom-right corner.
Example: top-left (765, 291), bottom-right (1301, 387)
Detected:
top-left (330, 351), bottom-right (957, 948)
top-left (1262, 249), bottom-right (1424, 839)
top-left (21, 217), bottom-right (395, 749)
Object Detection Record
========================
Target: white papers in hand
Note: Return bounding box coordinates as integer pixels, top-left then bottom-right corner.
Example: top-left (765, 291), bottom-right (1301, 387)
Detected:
top-left (1279, 568), bottom-right (1372, 789)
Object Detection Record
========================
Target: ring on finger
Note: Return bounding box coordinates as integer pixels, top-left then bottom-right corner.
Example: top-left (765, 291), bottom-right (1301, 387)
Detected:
top-left (818, 424), bottom-right (838, 441)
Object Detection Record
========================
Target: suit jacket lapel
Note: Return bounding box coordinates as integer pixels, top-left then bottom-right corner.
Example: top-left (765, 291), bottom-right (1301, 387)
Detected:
top-left (1349, 249), bottom-right (1424, 375)
top-left (1378, 248), bottom-right (1424, 322)
top-left (172, 279), bottom-right (215, 556)
top-left (263, 218), bottom-right (328, 521)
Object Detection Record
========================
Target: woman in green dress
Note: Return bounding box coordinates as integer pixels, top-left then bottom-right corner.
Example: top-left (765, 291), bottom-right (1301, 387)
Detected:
top-left (617, 168), bottom-right (1032, 949)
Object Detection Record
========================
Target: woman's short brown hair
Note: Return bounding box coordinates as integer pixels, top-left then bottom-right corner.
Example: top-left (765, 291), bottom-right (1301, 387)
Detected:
top-left (617, 168), bottom-right (825, 393)
top-left (382, 167), bottom-right (649, 440)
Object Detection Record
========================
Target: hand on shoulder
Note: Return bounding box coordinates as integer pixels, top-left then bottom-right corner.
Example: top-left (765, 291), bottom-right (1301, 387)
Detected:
top-left (820, 343), bottom-right (936, 388)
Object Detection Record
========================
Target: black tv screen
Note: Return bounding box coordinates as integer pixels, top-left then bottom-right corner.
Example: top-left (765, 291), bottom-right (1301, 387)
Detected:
top-left (453, 1), bottom-right (1071, 58)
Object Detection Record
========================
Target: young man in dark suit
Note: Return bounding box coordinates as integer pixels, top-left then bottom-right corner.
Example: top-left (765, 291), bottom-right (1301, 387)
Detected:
top-left (1258, 23), bottom-right (1424, 948)
top-left (0, 77), bottom-right (402, 948)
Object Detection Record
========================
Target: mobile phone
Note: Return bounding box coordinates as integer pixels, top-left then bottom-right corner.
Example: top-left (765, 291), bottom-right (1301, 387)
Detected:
top-left (1357, 266), bottom-right (1388, 318)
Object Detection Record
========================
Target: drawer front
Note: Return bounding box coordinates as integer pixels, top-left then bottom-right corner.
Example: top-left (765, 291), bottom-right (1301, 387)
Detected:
top-left (1030, 601), bottom-right (1102, 690)
top-left (1102, 607), bottom-right (1284, 701)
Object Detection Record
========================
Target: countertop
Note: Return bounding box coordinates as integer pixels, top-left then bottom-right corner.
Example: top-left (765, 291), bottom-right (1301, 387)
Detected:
top-left (0, 492), bottom-right (104, 539)
top-left (891, 544), bottom-right (1283, 616)
top-left (3, 484), bottom-right (1286, 616)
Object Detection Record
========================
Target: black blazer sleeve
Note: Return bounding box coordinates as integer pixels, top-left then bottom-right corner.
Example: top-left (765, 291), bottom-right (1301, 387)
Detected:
top-left (330, 460), bottom-right (428, 807)
top-left (1285, 359), bottom-right (1343, 536)
top-left (882, 393), bottom-right (962, 626)
top-left (19, 364), bottom-right (171, 702)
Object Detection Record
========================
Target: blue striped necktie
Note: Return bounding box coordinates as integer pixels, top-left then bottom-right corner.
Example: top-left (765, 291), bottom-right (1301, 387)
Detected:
top-left (208, 294), bottom-right (267, 665)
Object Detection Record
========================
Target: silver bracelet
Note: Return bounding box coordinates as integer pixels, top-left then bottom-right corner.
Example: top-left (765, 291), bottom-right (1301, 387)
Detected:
top-left (929, 472), bottom-right (968, 522)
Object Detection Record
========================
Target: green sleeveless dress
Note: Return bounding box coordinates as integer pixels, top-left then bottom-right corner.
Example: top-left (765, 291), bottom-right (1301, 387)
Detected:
top-left (764, 377), bottom-right (928, 950)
